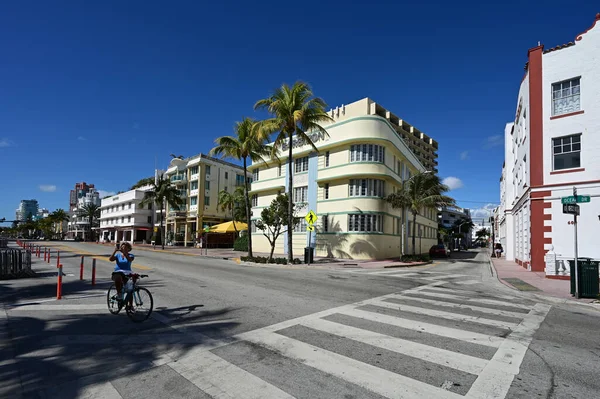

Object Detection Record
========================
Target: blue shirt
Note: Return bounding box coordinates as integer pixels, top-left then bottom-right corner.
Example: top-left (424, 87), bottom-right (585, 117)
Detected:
top-left (114, 253), bottom-right (135, 273)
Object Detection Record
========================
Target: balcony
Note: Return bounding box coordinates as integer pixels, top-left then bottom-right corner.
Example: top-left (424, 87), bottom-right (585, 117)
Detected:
top-left (171, 175), bottom-right (187, 184)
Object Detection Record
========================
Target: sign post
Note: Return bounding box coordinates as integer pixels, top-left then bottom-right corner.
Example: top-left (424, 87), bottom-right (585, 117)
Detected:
top-left (562, 188), bottom-right (589, 298)
top-left (305, 210), bottom-right (318, 265)
top-left (203, 225), bottom-right (210, 255)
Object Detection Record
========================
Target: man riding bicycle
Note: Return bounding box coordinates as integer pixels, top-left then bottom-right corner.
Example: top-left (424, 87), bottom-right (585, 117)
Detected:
top-left (109, 242), bottom-right (135, 306)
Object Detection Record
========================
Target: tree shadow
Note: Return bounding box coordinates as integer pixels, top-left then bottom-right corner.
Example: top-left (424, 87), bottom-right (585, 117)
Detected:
top-left (315, 220), bottom-right (351, 259)
top-left (349, 238), bottom-right (379, 258)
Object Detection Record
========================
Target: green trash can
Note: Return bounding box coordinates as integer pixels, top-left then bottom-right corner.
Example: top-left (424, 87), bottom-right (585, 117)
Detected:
top-left (568, 258), bottom-right (600, 298)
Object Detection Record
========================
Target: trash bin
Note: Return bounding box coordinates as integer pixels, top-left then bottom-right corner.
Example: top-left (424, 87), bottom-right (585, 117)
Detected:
top-left (568, 258), bottom-right (599, 298)
top-left (304, 247), bottom-right (314, 264)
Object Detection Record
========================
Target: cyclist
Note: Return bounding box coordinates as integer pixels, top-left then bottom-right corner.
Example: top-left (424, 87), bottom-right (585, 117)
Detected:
top-left (109, 242), bottom-right (135, 306)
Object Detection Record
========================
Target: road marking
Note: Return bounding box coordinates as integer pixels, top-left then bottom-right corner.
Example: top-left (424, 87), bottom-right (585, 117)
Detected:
top-left (170, 350), bottom-right (295, 399)
top-left (421, 286), bottom-right (521, 301)
top-left (456, 280), bottom-right (480, 285)
top-left (413, 291), bottom-right (532, 310)
top-left (465, 303), bottom-right (552, 399)
top-left (336, 308), bottom-right (503, 348)
top-left (238, 330), bottom-right (462, 399)
top-left (368, 299), bottom-right (519, 329)
top-left (71, 381), bottom-right (122, 399)
top-left (389, 294), bottom-right (527, 319)
top-left (299, 317), bottom-right (488, 375)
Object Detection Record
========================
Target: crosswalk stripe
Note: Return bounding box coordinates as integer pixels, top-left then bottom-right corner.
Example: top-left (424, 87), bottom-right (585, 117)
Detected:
top-left (299, 317), bottom-right (488, 375)
top-left (412, 291), bottom-right (532, 310)
top-left (336, 308), bottom-right (503, 348)
top-left (456, 280), bottom-right (480, 285)
top-left (367, 270), bottom-right (422, 276)
top-left (239, 330), bottom-right (463, 399)
top-left (465, 303), bottom-right (552, 398)
top-left (389, 294), bottom-right (526, 319)
top-left (367, 299), bottom-right (520, 329)
top-left (421, 274), bottom-right (471, 280)
top-left (420, 286), bottom-right (520, 301)
top-left (169, 351), bottom-right (295, 399)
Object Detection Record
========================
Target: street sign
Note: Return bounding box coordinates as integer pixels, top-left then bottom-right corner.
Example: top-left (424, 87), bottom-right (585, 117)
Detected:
top-left (203, 225), bottom-right (210, 233)
top-left (561, 195), bottom-right (591, 204)
top-left (305, 210), bottom-right (317, 225)
top-left (562, 204), bottom-right (580, 216)
top-left (307, 225), bottom-right (315, 232)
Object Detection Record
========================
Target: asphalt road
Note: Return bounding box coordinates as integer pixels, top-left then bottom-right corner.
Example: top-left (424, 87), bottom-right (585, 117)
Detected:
top-left (1, 243), bottom-right (599, 398)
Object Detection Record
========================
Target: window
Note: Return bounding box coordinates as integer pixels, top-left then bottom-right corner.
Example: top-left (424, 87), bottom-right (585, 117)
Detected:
top-left (190, 166), bottom-right (198, 175)
top-left (253, 168), bottom-right (259, 181)
top-left (552, 78), bottom-right (580, 116)
top-left (324, 183), bottom-right (330, 200)
top-left (325, 151), bottom-right (330, 167)
top-left (277, 164), bottom-right (282, 177)
top-left (147, 216), bottom-right (152, 224)
top-left (348, 214), bottom-right (383, 233)
top-left (205, 165), bottom-right (211, 174)
top-left (553, 134), bottom-right (581, 170)
top-left (128, 202), bottom-right (132, 209)
top-left (251, 220), bottom-right (257, 233)
top-left (294, 186), bottom-right (308, 202)
top-left (190, 196), bottom-right (197, 206)
top-left (121, 217), bottom-right (124, 223)
top-left (350, 144), bottom-right (385, 163)
top-left (251, 195), bottom-right (258, 207)
top-left (205, 181), bottom-right (210, 190)
top-left (204, 196), bottom-right (210, 206)
top-left (349, 179), bottom-right (385, 197)
top-left (224, 186), bottom-right (228, 192)
top-left (236, 174), bottom-right (245, 186)
top-left (295, 156), bottom-right (309, 173)
top-left (191, 181), bottom-right (198, 190)
top-left (127, 216), bottom-right (131, 223)
top-left (294, 219), bottom-right (307, 233)
top-left (323, 215), bottom-right (329, 232)
top-left (225, 172), bottom-right (228, 179)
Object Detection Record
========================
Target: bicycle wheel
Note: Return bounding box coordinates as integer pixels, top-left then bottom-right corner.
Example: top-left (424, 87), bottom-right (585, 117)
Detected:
top-left (106, 284), bottom-right (122, 315)
top-left (126, 287), bottom-right (153, 322)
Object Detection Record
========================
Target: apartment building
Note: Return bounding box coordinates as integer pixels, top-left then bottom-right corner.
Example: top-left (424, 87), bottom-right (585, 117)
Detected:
top-left (15, 200), bottom-right (39, 221)
top-left (98, 186), bottom-right (155, 243)
top-left (248, 98), bottom-right (439, 260)
top-left (162, 154), bottom-right (250, 246)
top-left (438, 206), bottom-right (473, 248)
top-left (499, 13), bottom-right (600, 274)
top-left (67, 186), bottom-right (101, 240)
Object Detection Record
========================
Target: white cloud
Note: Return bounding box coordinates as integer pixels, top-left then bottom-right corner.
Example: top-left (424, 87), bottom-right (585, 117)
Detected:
top-left (442, 176), bottom-right (464, 190)
top-left (77, 136), bottom-right (86, 141)
top-left (39, 185), bottom-right (57, 192)
top-left (483, 135), bottom-right (503, 149)
top-left (459, 151), bottom-right (469, 160)
top-left (0, 138), bottom-right (14, 147)
top-left (98, 190), bottom-right (117, 198)
top-left (469, 203), bottom-right (498, 220)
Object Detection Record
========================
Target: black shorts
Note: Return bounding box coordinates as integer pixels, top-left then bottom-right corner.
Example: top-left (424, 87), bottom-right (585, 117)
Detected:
top-left (111, 272), bottom-right (129, 282)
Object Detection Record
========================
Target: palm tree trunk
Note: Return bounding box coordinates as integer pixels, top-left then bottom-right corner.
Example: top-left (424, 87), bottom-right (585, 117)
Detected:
top-left (160, 206), bottom-right (165, 250)
top-left (243, 157), bottom-right (253, 257)
top-left (412, 212), bottom-right (417, 255)
top-left (287, 131), bottom-right (294, 263)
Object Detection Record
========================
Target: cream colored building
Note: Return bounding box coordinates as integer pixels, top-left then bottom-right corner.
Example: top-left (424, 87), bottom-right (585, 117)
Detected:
top-left (163, 154), bottom-right (251, 246)
top-left (248, 97), bottom-right (440, 260)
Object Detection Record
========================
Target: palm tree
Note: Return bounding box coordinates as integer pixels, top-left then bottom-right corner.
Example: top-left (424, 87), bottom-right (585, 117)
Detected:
top-left (140, 175), bottom-right (184, 250)
top-left (209, 117), bottom-right (272, 257)
top-left (217, 187), bottom-right (245, 234)
top-left (77, 203), bottom-right (101, 241)
top-left (255, 81), bottom-right (333, 262)
top-left (386, 172), bottom-right (455, 255)
top-left (50, 209), bottom-right (70, 239)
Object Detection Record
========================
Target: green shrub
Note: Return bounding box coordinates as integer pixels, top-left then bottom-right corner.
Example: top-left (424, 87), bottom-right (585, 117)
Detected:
top-left (240, 256), bottom-right (289, 265)
top-left (233, 235), bottom-right (249, 251)
top-left (401, 254), bottom-right (431, 263)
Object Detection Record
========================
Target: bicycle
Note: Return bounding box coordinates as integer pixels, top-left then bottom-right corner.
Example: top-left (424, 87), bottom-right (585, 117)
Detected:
top-left (107, 273), bottom-right (154, 322)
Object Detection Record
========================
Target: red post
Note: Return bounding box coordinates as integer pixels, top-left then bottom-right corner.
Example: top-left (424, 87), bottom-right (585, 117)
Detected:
top-left (80, 255), bottom-right (84, 280)
top-left (91, 259), bottom-right (96, 286)
top-left (44, 248), bottom-right (47, 262)
top-left (37, 246), bottom-right (40, 257)
top-left (56, 251), bottom-right (60, 268)
top-left (57, 264), bottom-right (63, 300)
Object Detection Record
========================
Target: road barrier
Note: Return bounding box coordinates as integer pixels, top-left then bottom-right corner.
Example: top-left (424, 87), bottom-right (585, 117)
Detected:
top-left (0, 248), bottom-right (33, 278)
top-left (91, 259), bottom-right (96, 286)
top-left (80, 255), bottom-right (84, 280)
top-left (57, 264), bottom-right (63, 299)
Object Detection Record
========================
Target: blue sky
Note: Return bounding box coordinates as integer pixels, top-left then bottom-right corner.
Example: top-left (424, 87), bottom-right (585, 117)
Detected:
top-left (1, 1), bottom-right (598, 224)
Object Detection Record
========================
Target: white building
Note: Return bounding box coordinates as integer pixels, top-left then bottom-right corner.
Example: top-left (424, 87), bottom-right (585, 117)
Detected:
top-left (499, 13), bottom-right (600, 274)
top-left (98, 186), bottom-right (155, 243)
top-left (438, 206), bottom-right (473, 249)
top-left (68, 188), bottom-right (101, 240)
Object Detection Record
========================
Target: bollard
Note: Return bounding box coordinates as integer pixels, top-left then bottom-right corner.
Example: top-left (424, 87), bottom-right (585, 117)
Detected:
top-left (91, 259), bottom-right (96, 286)
top-left (37, 246), bottom-right (40, 258)
top-left (56, 251), bottom-right (60, 268)
top-left (47, 250), bottom-right (51, 264)
top-left (80, 255), bottom-right (84, 280)
top-left (57, 264), bottom-right (63, 300)
top-left (44, 248), bottom-right (47, 262)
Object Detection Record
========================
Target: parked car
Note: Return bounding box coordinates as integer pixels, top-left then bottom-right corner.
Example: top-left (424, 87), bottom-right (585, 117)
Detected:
top-left (429, 244), bottom-right (450, 258)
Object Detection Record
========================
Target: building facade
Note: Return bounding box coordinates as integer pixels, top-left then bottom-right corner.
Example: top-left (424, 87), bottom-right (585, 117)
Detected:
top-left (98, 186), bottom-right (155, 243)
top-left (248, 98), bottom-right (439, 260)
top-left (67, 186), bottom-right (101, 240)
top-left (15, 200), bottom-right (39, 221)
top-left (438, 206), bottom-right (473, 249)
top-left (500, 13), bottom-right (600, 273)
top-left (162, 154), bottom-right (250, 246)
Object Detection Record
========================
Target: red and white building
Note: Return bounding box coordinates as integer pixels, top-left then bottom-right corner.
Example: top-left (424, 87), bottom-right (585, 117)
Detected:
top-left (500, 13), bottom-right (600, 275)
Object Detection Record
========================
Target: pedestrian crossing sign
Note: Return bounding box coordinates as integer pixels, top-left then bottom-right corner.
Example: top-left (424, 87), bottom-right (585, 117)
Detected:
top-left (305, 210), bottom-right (317, 225)
top-left (307, 225), bottom-right (315, 232)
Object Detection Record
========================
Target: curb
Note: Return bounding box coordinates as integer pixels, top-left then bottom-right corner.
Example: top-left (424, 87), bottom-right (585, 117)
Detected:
top-left (383, 260), bottom-right (433, 269)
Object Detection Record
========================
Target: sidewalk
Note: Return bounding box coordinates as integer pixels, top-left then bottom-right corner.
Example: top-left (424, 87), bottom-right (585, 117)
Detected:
top-left (490, 253), bottom-right (599, 306)
top-left (46, 241), bottom-right (432, 270)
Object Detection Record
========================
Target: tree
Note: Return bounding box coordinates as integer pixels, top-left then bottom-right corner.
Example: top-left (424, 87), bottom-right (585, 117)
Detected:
top-left (255, 81), bottom-right (333, 262)
top-left (140, 175), bottom-right (184, 250)
top-left (217, 187), bottom-right (245, 234)
top-left (50, 209), bottom-right (70, 239)
top-left (475, 228), bottom-right (490, 245)
top-left (386, 172), bottom-right (455, 255)
top-left (77, 203), bottom-right (101, 241)
top-left (38, 217), bottom-right (54, 239)
top-left (209, 117), bottom-right (272, 257)
top-left (255, 194), bottom-right (300, 261)
top-left (131, 176), bottom-right (155, 190)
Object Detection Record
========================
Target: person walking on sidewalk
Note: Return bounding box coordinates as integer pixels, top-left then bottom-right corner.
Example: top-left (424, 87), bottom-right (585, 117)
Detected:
top-left (494, 243), bottom-right (503, 259)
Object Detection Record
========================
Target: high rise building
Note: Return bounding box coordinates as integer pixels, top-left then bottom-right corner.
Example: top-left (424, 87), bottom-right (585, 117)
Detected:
top-left (15, 200), bottom-right (39, 221)
top-left (67, 182), bottom-right (101, 240)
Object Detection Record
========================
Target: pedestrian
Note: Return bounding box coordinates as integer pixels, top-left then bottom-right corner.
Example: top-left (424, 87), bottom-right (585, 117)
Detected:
top-left (494, 243), bottom-right (503, 259)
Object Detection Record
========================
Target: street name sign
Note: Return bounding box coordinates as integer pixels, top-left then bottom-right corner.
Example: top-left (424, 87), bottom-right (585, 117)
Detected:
top-left (561, 195), bottom-right (591, 204)
top-left (562, 204), bottom-right (580, 216)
